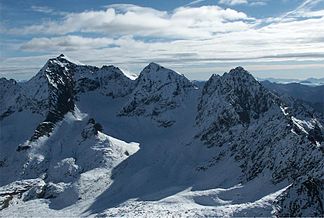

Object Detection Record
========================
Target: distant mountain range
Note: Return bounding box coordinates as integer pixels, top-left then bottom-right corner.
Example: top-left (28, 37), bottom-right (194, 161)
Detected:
top-left (261, 81), bottom-right (324, 114)
top-left (0, 55), bottom-right (323, 217)
top-left (258, 77), bottom-right (324, 86)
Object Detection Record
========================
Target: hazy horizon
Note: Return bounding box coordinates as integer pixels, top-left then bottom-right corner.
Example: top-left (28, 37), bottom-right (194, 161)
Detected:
top-left (2, 55), bottom-right (324, 82)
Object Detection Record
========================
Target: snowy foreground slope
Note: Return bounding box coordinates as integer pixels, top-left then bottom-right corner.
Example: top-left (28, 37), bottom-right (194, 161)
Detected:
top-left (0, 55), bottom-right (323, 217)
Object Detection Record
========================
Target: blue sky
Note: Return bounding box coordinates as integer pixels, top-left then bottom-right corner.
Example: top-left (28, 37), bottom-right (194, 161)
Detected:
top-left (1, 0), bottom-right (324, 80)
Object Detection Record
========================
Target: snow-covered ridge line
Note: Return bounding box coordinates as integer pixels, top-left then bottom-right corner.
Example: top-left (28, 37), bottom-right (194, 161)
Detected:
top-left (0, 55), bottom-right (324, 217)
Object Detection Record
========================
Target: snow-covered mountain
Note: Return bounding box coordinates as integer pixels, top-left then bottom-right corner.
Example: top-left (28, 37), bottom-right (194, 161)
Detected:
top-left (119, 62), bottom-right (197, 127)
top-left (0, 55), bottom-right (323, 217)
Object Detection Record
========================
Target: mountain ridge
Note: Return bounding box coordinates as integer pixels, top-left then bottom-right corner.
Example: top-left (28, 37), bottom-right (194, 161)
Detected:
top-left (0, 55), bottom-right (323, 217)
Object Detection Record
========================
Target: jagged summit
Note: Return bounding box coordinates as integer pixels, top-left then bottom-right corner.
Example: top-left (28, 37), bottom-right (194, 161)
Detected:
top-left (224, 66), bottom-right (258, 81)
top-left (0, 77), bottom-right (17, 85)
top-left (207, 67), bottom-right (258, 87)
top-left (228, 66), bottom-right (248, 74)
top-left (203, 67), bottom-right (266, 98)
top-left (55, 54), bottom-right (84, 66)
top-left (101, 65), bottom-right (119, 70)
top-left (55, 54), bottom-right (72, 64)
top-left (196, 66), bottom-right (280, 129)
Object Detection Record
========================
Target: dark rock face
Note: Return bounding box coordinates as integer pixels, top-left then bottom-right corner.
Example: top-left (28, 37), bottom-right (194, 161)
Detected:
top-left (75, 78), bottom-right (100, 93)
top-left (275, 177), bottom-right (324, 217)
top-left (196, 67), bottom-right (324, 185)
top-left (308, 124), bottom-right (324, 145)
top-left (196, 67), bottom-right (278, 129)
top-left (29, 58), bottom-right (75, 141)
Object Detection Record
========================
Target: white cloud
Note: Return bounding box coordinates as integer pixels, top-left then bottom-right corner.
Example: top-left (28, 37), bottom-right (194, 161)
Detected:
top-left (30, 5), bottom-right (67, 16)
top-left (2, 1), bottom-right (324, 80)
top-left (249, 1), bottom-right (267, 6)
top-left (219, 0), bottom-right (268, 6)
top-left (17, 2), bottom-right (324, 64)
top-left (186, 0), bottom-right (208, 6)
top-left (21, 35), bottom-right (115, 51)
top-left (286, 0), bottom-right (324, 18)
top-left (219, 0), bottom-right (248, 5)
top-left (31, 6), bottom-right (54, 14)
top-left (9, 4), bottom-right (253, 39)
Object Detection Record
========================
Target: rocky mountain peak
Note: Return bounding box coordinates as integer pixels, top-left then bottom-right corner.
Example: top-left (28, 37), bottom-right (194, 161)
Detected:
top-left (17, 55), bottom-right (76, 143)
top-left (141, 62), bottom-right (165, 74)
top-left (146, 62), bottom-right (161, 70)
top-left (55, 54), bottom-right (81, 66)
top-left (223, 66), bottom-right (261, 88)
top-left (228, 66), bottom-right (249, 75)
top-left (139, 62), bottom-right (187, 82)
top-left (119, 63), bottom-right (196, 126)
top-left (195, 68), bottom-right (324, 198)
top-left (197, 67), bottom-right (278, 129)
top-left (225, 66), bottom-right (253, 79)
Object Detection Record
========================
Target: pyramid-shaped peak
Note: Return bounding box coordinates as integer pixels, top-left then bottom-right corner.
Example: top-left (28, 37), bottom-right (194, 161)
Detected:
top-left (148, 62), bottom-right (161, 67)
top-left (229, 66), bottom-right (248, 74)
top-left (53, 54), bottom-right (84, 66)
top-left (138, 62), bottom-right (190, 84)
top-left (140, 62), bottom-right (180, 76)
top-left (223, 66), bottom-right (257, 83)
top-left (143, 62), bottom-right (164, 72)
